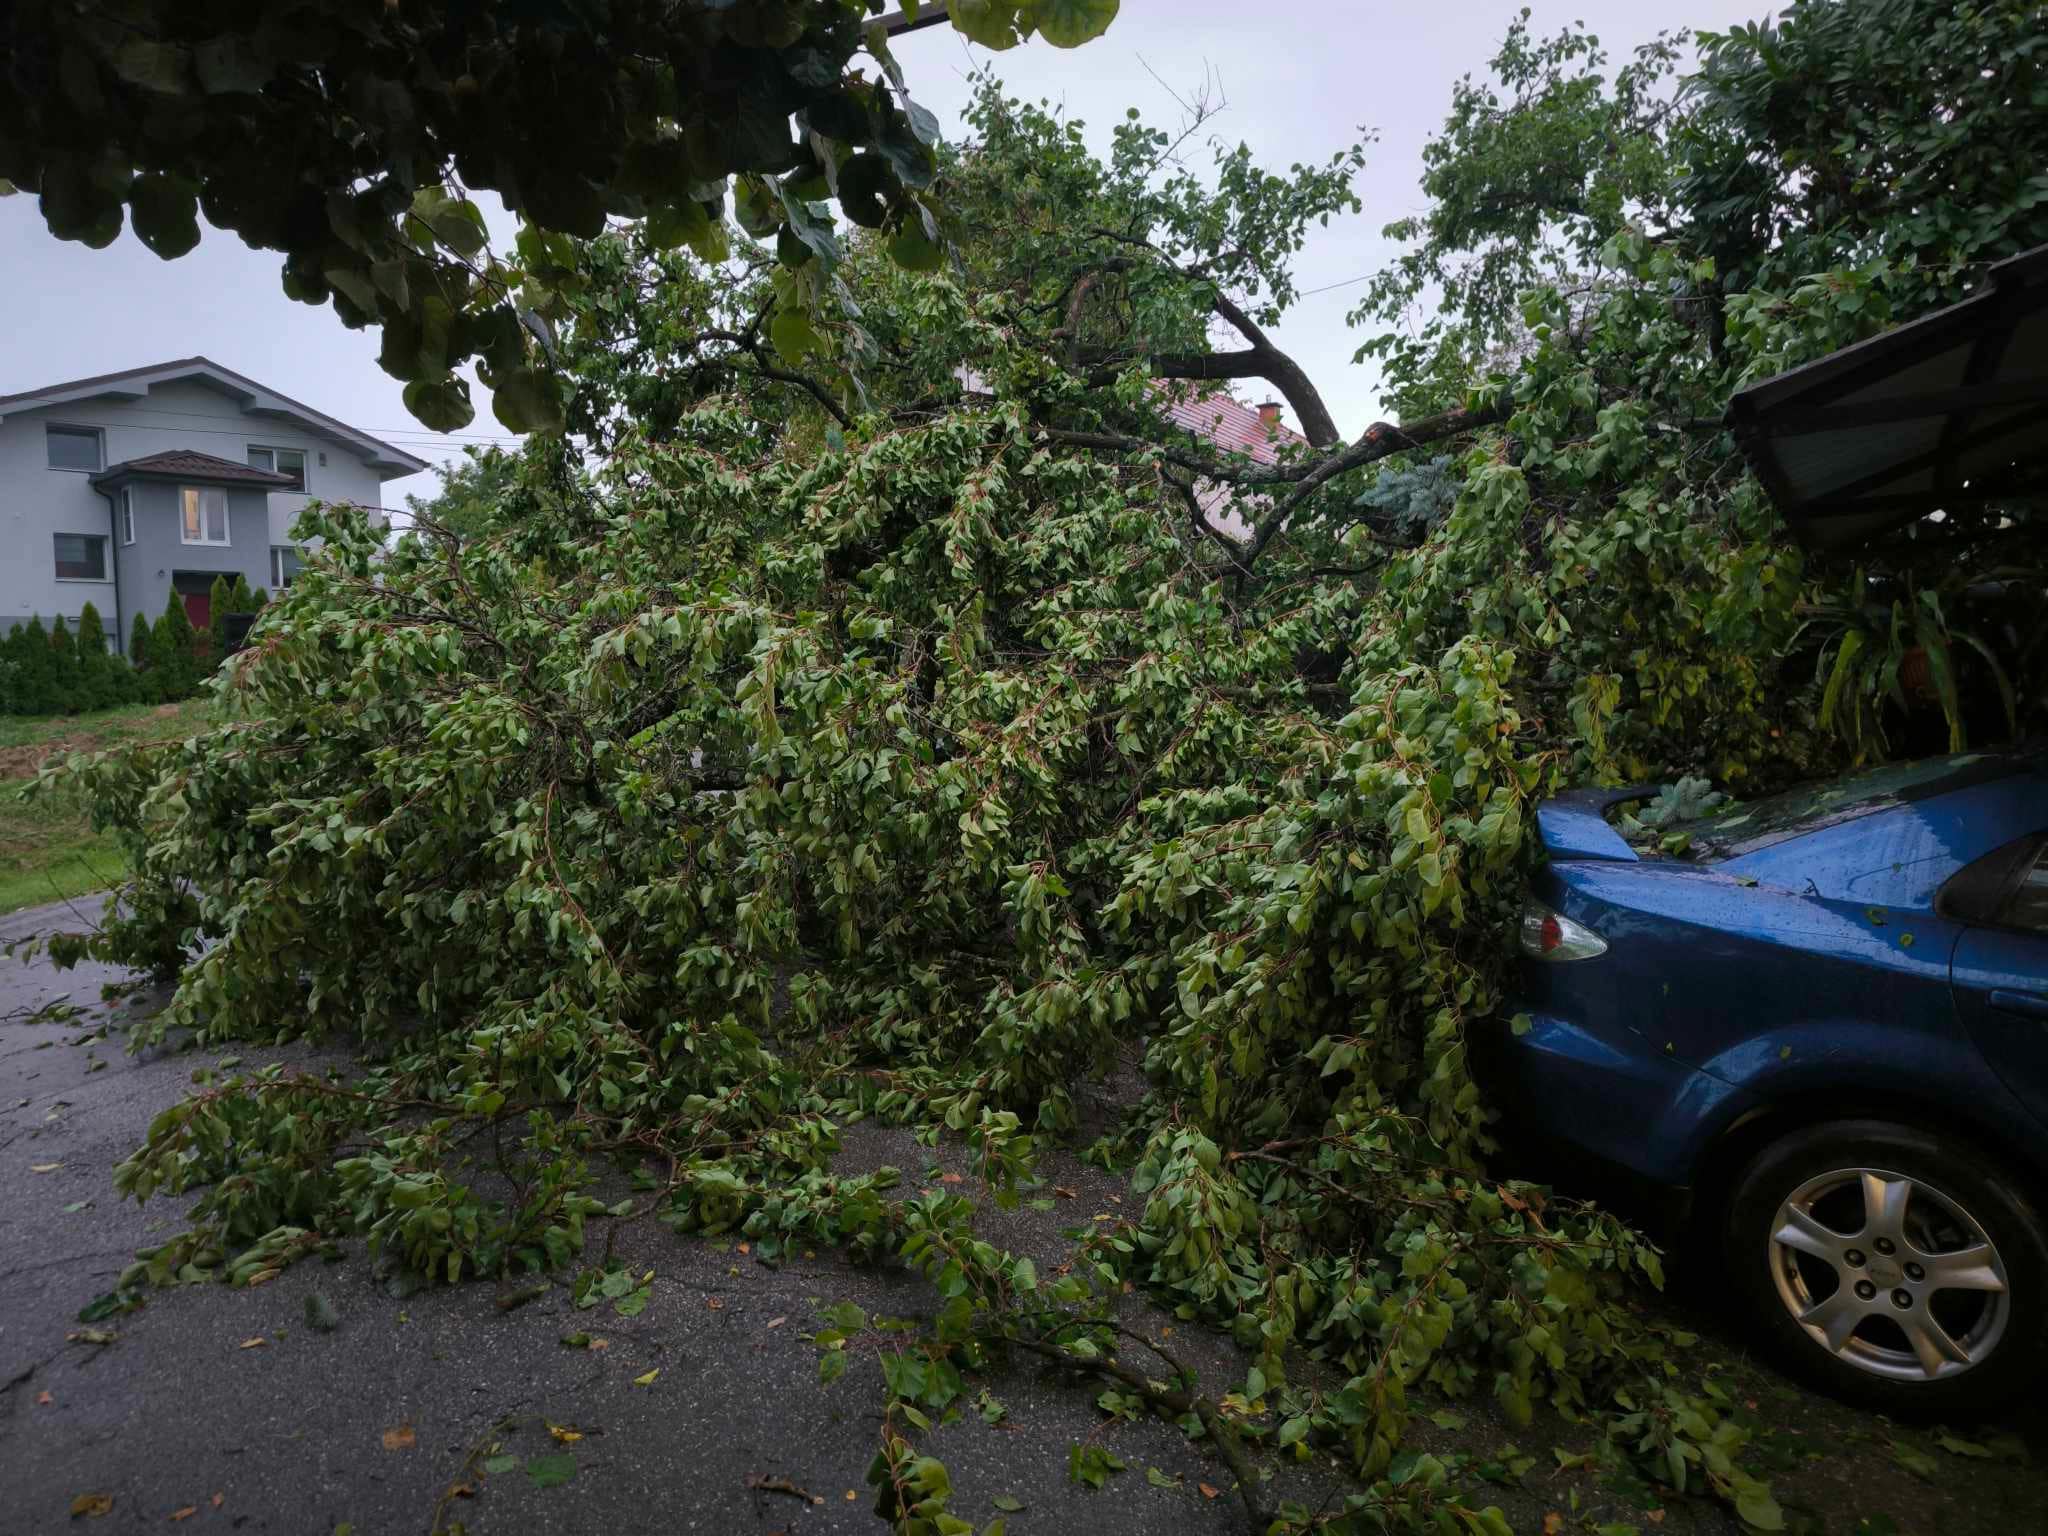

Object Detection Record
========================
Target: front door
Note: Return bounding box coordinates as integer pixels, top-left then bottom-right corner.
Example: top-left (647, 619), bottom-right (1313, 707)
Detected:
top-left (183, 589), bottom-right (211, 635)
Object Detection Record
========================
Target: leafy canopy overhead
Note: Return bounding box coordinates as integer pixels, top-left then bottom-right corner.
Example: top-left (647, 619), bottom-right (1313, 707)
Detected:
top-left (0, 0), bottom-right (1118, 434)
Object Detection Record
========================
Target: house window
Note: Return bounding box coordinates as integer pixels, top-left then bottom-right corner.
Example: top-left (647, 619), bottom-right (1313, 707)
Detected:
top-left (247, 446), bottom-right (307, 493)
top-left (54, 533), bottom-right (109, 581)
top-left (121, 486), bottom-right (137, 545)
top-left (181, 486), bottom-right (230, 545)
top-left (270, 545), bottom-right (304, 588)
top-left (46, 424), bottom-right (102, 472)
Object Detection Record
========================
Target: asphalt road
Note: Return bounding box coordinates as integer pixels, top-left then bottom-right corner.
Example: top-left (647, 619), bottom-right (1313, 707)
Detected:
top-left (0, 896), bottom-right (1338, 1536)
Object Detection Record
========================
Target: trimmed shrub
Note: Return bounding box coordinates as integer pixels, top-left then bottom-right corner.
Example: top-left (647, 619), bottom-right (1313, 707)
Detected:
top-left (150, 591), bottom-right (203, 702)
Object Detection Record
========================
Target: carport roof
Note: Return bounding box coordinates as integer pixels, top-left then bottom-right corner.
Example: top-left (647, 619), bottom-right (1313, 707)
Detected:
top-left (1725, 244), bottom-right (2048, 551)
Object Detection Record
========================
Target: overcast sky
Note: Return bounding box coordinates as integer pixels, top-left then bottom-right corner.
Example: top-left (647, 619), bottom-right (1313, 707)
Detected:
top-left (0, 1), bottom-right (1769, 508)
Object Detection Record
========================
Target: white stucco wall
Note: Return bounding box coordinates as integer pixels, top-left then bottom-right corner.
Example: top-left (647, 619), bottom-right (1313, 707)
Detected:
top-left (0, 376), bottom-right (393, 630)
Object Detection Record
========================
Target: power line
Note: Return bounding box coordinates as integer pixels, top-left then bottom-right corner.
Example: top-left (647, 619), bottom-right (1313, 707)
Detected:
top-left (1295, 271), bottom-right (1374, 298)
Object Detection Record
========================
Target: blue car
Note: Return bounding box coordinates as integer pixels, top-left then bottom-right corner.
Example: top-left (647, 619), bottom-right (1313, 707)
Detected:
top-left (1486, 749), bottom-right (2048, 1413)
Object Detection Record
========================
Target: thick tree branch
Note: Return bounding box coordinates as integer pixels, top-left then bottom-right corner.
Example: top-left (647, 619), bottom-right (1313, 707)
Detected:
top-left (1206, 290), bottom-right (1341, 448)
top-left (1061, 233), bottom-right (1343, 448)
top-left (1244, 396), bottom-right (1514, 566)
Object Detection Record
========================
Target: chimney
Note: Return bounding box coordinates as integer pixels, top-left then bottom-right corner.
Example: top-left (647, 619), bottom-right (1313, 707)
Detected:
top-left (1256, 400), bottom-right (1283, 429)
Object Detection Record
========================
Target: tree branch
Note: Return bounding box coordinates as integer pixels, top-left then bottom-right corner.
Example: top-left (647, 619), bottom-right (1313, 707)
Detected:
top-left (1206, 290), bottom-right (1341, 447)
top-left (1244, 396), bottom-right (1514, 566)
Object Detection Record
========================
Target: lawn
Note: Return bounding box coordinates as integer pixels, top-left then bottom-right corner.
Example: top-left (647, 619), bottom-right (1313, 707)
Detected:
top-left (0, 698), bottom-right (212, 915)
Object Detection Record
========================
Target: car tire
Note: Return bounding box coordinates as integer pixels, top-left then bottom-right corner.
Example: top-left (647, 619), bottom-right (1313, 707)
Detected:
top-left (1725, 1119), bottom-right (2048, 1417)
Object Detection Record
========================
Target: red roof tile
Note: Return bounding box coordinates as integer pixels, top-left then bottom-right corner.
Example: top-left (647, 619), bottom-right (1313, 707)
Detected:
top-left (1156, 387), bottom-right (1306, 465)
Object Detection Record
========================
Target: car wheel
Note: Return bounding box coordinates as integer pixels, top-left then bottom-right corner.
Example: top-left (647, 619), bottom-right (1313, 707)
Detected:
top-left (1725, 1119), bottom-right (2048, 1416)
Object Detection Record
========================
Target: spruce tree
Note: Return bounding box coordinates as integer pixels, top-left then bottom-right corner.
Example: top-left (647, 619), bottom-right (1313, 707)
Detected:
top-left (230, 573), bottom-right (258, 612)
top-left (48, 614), bottom-right (82, 714)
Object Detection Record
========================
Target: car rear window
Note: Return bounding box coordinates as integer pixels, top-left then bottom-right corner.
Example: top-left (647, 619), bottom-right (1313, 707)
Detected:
top-left (1615, 752), bottom-right (2031, 862)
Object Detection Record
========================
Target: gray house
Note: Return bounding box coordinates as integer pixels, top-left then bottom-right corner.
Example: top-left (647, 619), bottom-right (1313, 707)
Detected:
top-left (0, 358), bottom-right (428, 650)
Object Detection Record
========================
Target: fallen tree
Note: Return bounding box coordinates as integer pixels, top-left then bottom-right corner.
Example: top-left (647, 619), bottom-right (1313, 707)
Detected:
top-left (32, 4), bottom-right (2047, 1532)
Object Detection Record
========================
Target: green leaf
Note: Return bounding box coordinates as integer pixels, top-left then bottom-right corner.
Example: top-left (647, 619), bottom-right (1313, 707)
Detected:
top-left (304, 1293), bottom-right (340, 1332)
top-left (492, 367), bottom-right (566, 434)
top-left (1734, 1481), bottom-right (1784, 1532)
top-left (992, 1494), bottom-right (1025, 1511)
top-left (403, 377), bottom-right (476, 432)
top-left (1144, 1466), bottom-right (1181, 1487)
top-left (1027, 0), bottom-right (1120, 47)
top-left (483, 1455), bottom-right (518, 1475)
top-left (525, 1452), bottom-right (577, 1488)
top-left (888, 220), bottom-right (944, 272)
top-left (948, 0), bottom-right (1025, 49)
top-left (127, 173), bottom-right (202, 259)
top-left (1890, 1443), bottom-right (1938, 1481)
top-left (770, 303), bottom-right (824, 365)
top-left (613, 1285), bottom-right (650, 1317)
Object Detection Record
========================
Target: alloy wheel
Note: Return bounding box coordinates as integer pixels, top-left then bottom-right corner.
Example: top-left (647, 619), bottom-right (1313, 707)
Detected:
top-left (1768, 1166), bottom-right (2010, 1381)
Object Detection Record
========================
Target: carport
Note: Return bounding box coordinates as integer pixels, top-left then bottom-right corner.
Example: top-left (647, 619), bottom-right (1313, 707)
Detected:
top-left (1727, 245), bottom-right (2048, 551)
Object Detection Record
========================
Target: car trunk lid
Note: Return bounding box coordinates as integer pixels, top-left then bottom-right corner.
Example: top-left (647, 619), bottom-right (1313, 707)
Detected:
top-left (1536, 787), bottom-right (1649, 863)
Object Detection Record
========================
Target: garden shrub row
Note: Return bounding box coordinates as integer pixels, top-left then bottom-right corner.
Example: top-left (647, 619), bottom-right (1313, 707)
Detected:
top-left (0, 575), bottom-right (265, 716)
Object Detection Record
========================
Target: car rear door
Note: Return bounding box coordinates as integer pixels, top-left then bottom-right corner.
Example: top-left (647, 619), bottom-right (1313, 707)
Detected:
top-left (1950, 835), bottom-right (2048, 1125)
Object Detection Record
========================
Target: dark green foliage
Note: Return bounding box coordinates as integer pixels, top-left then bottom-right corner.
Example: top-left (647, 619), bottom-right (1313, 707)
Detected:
top-left (403, 447), bottom-right (526, 543)
top-left (128, 610), bottom-right (152, 671)
top-left (205, 576), bottom-right (233, 661)
top-left (74, 603), bottom-right (126, 710)
top-left (46, 614), bottom-right (80, 711)
top-left (14, 615), bottom-right (59, 714)
top-left (0, 611), bottom-right (149, 716)
top-left (228, 574), bottom-right (258, 613)
top-left (149, 591), bottom-right (202, 703)
top-left (0, 0), bottom-right (1117, 432)
top-left (0, 622), bottom-right (39, 714)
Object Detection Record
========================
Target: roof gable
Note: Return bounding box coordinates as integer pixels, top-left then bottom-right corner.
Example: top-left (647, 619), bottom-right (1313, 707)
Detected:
top-left (0, 356), bottom-right (428, 479)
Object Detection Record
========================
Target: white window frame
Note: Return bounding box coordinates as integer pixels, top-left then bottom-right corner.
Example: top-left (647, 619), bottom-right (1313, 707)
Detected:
top-left (247, 445), bottom-right (308, 493)
top-left (269, 545), bottom-right (302, 588)
top-left (53, 532), bottom-right (112, 583)
top-left (46, 423), bottom-right (103, 473)
top-left (180, 485), bottom-right (231, 546)
top-left (121, 486), bottom-right (137, 546)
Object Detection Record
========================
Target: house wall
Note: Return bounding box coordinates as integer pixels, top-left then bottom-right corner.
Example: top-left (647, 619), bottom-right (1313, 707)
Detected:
top-left (112, 482), bottom-right (274, 647)
top-left (0, 377), bottom-right (390, 644)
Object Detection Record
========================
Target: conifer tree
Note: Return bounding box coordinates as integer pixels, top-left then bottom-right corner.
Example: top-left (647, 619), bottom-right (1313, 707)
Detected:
top-left (128, 610), bottom-right (156, 701)
top-left (47, 614), bottom-right (81, 713)
top-left (151, 592), bottom-right (201, 702)
top-left (206, 575), bottom-right (234, 660)
top-left (75, 603), bottom-right (123, 710)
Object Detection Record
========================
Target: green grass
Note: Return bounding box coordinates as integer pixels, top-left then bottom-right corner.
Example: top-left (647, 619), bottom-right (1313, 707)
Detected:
top-left (0, 698), bottom-right (212, 915)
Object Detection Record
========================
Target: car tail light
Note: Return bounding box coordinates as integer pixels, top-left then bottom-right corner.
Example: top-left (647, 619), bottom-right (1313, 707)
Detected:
top-left (1518, 896), bottom-right (1608, 961)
